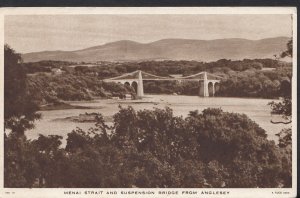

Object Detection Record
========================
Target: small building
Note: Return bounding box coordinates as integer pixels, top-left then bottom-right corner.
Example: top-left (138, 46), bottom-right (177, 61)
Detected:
top-left (51, 68), bottom-right (63, 75)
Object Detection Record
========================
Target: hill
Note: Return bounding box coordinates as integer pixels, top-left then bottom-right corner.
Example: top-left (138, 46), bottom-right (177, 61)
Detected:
top-left (22, 37), bottom-right (290, 62)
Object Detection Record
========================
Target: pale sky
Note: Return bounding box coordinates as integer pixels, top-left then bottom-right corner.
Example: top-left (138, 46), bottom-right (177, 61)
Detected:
top-left (5, 14), bottom-right (293, 53)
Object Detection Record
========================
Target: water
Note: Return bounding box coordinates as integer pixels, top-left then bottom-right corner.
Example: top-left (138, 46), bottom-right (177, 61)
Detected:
top-left (27, 95), bottom-right (286, 146)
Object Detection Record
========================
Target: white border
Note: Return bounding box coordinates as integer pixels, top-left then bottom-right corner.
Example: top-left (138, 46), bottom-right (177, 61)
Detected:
top-left (0, 7), bottom-right (297, 15)
top-left (0, 7), bottom-right (297, 198)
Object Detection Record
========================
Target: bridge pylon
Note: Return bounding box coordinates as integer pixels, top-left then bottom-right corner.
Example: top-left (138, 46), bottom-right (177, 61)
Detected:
top-left (137, 70), bottom-right (144, 98)
top-left (199, 72), bottom-right (209, 97)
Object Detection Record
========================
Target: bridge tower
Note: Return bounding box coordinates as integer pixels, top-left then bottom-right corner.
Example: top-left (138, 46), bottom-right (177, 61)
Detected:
top-left (199, 72), bottom-right (209, 97)
top-left (137, 70), bottom-right (144, 98)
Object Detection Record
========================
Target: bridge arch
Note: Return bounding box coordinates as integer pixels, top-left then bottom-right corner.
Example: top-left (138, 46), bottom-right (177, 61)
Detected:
top-left (131, 81), bottom-right (138, 93)
top-left (124, 82), bottom-right (130, 87)
top-left (208, 82), bottom-right (214, 96)
top-left (214, 82), bottom-right (220, 94)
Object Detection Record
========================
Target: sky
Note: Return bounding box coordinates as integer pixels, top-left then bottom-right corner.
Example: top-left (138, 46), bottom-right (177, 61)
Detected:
top-left (5, 14), bottom-right (293, 53)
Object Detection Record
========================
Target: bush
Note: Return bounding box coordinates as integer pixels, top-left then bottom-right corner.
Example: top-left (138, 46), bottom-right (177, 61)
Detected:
top-left (5, 107), bottom-right (291, 188)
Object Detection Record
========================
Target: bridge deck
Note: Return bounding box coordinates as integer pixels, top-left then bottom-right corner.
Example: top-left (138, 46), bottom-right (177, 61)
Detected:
top-left (104, 78), bottom-right (220, 82)
top-left (104, 70), bottom-right (222, 82)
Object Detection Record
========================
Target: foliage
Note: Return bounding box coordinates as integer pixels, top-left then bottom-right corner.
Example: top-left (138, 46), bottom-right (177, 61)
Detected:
top-left (142, 67), bottom-right (290, 98)
top-left (24, 58), bottom-right (291, 99)
top-left (276, 128), bottom-right (292, 149)
top-left (5, 107), bottom-right (292, 188)
top-left (4, 133), bottom-right (39, 187)
top-left (269, 97), bottom-right (292, 123)
top-left (4, 45), bottom-right (41, 187)
top-left (4, 45), bottom-right (41, 135)
top-left (280, 40), bottom-right (292, 58)
top-left (268, 39), bottom-right (293, 144)
top-left (27, 73), bottom-right (134, 104)
top-left (267, 39), bottom-right (293, 186)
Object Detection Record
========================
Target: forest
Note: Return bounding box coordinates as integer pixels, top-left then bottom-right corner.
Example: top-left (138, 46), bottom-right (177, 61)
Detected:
top-left (4, 42), bottom-right (292, 188)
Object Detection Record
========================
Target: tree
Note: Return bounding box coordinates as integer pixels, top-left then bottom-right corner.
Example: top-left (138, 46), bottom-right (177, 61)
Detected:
top-left (268, 39), bottom-right (293, 186)
top-left (4, 44), bottom-right (41, 135)
top-left (4, 45), bottom-right (41, 187)
top-left (280, 40), bottom-right (292, 59)
top-left (32, 135), bottom-right (65, 187)
top-left (269, 39), bottom-right (292, 146)
top-left (5, 105), bottom-right (290, 188)
top-left (68, 106), bottom-right (288, 188)
top-left (269, 97), bottom-right (291, 124)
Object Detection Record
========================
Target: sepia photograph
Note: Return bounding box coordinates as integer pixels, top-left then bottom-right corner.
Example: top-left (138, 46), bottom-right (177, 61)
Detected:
top-left (1, 7), bottom-right (297, 198)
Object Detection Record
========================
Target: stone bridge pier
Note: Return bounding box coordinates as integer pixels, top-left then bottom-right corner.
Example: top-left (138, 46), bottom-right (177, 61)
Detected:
top-left (198, 72), bottom-right (219, 97)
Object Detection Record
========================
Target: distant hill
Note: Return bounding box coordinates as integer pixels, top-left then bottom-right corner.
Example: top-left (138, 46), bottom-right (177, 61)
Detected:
top-left (22, 37), bottom-right (290, 63)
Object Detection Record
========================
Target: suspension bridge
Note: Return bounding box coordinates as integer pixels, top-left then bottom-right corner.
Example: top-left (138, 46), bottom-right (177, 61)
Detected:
top-left (103, 70), bottom-right (222, 98)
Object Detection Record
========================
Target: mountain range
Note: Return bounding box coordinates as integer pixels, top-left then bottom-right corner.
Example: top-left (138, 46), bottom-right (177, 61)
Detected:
top-left (22, 37), bottom-right (290, 63)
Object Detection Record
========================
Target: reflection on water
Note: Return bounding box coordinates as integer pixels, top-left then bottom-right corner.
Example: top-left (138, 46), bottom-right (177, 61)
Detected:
top-left (27, 95), bottom-right (286, 146)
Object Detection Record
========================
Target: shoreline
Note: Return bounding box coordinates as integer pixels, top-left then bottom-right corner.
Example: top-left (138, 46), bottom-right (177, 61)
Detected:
top-left (39, 95), bottom-right (280, 111)
top-left (39, 102), bottom-right (101, 111)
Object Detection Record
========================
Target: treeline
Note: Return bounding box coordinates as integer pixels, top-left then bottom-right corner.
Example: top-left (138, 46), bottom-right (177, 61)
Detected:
top-left (27, 71), bottom-right (291, 101)
top-left (217, 68), bottom-right (291, 98)
top-left (5, 107), bottom-right (292, 188)
top-left (27, 73), bottom-right (134, 105)
top-left (23, 60), bottom-right (79, 73)
top-left (24, 58), bottom-right (292, 99)
top-left (23, 58), bottom-right (291, 78)
top-left (142, 67), bottom-right (291, 98)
